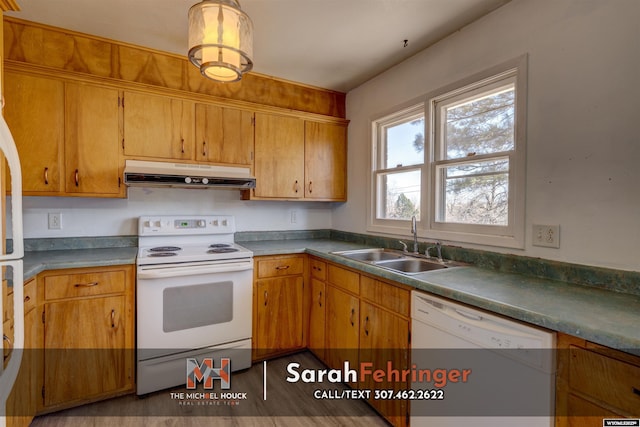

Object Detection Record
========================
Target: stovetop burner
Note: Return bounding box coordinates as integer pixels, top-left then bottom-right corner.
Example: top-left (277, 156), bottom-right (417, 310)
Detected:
top-left (149, 246), bottom-right (182, 252)
top-left (209, 243), bottom-right (231, 248)
top-left (148, 252), bottom-right (178, 257)
top-left (207, 247), bottom-right (239, 254)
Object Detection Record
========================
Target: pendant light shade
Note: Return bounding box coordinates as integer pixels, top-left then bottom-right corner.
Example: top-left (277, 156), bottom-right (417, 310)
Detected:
top-left (188, 0), bottom-right (254, 83)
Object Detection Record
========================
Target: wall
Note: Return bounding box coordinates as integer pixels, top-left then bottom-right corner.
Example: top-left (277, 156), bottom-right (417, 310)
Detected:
top-left (334, 0), bottom-right (640, 271)
top-left (12, 188), bottom-right (333, 238)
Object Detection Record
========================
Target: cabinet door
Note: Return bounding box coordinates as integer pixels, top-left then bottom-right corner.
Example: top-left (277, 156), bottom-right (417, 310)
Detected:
top-left (195, 104), bottom-right (254, 166)
top-left (304, 121), bottom-right (347, 200)
top-left (123, 91), bottom-right (194, 160)
top-left (6, 307), bottom-right (39, 427)
top-left (254, 276), bottom-right (304, 359)
top-left (309, 278), bottom-right (326, 360)
top-left (360, 302), bottom-right (410, 427)
top-left (65, 83), bottom-right (123, 196)
top-left (3, 72), bottom-right (64, 194)
top-left (325, 285), bottom-right (359, 371)
top-left (43, 295), bottom-right (127, 407)
top-left (254, 113), bottom-right (304, 198)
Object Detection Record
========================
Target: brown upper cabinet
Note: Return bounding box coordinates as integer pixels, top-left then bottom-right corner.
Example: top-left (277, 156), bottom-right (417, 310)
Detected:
top-left (195, 104), bottom-right (254, 167)
top-left (253, 112), bottom-right (306, 199)
top-left (4, 71), bottom-right (125, 198)
top-left (65, 83), bottom-right (123, 196)
top-left (122, 91), bottom-right (195, 161)
top-left (3, 71), bottom-right (64, 194)
top-left (304, 121), bottom-right (347, 200)
top-left (251, 112), bottom-right (347, 201)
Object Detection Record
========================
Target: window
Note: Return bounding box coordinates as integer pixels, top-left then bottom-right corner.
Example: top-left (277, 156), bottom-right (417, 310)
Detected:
top-left (370, 56), bottom-right (526, 248)
top-left (372, 105), bottom-right (424, 221)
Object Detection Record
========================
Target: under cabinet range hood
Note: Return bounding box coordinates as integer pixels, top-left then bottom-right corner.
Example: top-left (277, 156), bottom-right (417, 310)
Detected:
top-left (123, 160), bottom-right (256, 189)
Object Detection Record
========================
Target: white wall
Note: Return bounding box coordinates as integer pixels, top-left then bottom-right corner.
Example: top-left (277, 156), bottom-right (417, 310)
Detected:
top-left (334, 0), bottom-right (640, 271)
top-left (13, 188), bottom-right (333, 238)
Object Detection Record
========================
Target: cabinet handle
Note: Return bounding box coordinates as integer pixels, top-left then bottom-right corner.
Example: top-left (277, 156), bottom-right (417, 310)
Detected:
top-left (318, 291), bottom-right (323, 308)
top-left (364, 315), bottom-right (369, 336)
top-left (74, 281), bottom-right (99, 288)
top-left (202, 141), bottom-right (207, 157)
top-left (24, 295), bottom-right (30, 303)
top-left (111, 309), bottom-right (115, 328)
top-left (309, 181), bottom-right (313, 194)
top-left (264, 290), bottom-right (268, 306)
top-left (3, 334), bottom-right (12, 358)
top-left (633, 387), bottom-right (640, 397)
top-left (44, 167), bottom-right (49, 185)
top-left (294, 180), bottom-right (299, 193)
top-left (181, 138), bottom-right (185, 154)
top-left (74, 169), bottom-right (79, 187)
top-left (350, 308), bottom-right (355, 326)
top-left (275, 265), bottom-right (290, 271)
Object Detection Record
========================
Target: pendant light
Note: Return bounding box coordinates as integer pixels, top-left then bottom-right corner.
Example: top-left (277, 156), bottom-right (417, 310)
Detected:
top-left (188, 0), bottom-right (254, 82)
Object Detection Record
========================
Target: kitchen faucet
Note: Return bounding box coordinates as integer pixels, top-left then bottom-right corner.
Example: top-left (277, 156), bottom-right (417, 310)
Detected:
top-left (411, 215), bottom-right (418, 253)
top-left (426, 241), bottom-right (443, 262)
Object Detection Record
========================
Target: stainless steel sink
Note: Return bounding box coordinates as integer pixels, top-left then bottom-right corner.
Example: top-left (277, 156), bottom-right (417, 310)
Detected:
top-left (332, 248), bottom-right (405, 262)
top-left (375, 258), bottom-right (447, 273)
top-left (331, 248), bottom-right (463, 275)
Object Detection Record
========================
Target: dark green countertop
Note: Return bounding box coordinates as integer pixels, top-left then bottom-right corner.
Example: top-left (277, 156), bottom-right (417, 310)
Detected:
top-left (23, 247), bottom-right (138, 280)
top-left (243, 239), bottom-right (640, 355)
top-left (21, 238), bottom-right (640, 356)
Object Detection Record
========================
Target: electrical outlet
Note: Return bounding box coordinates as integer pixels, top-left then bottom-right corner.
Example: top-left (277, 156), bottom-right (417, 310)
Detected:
top-left (532, 224), bottom-right (559, 248)
top-left (48, 212), bottom-right (62, 230)
top-left (290, 210), bottom-right (298, 224)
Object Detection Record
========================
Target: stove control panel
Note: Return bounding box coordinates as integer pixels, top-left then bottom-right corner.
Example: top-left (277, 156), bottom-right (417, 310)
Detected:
top-left (139, 215), bottom-right (236, 236)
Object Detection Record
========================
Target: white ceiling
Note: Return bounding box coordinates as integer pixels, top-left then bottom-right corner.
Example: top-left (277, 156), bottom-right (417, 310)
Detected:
top-left (6, 0), bottom-right (510, 93)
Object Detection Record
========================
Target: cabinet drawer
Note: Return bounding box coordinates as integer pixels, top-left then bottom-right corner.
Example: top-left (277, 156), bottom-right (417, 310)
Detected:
top-left (327, 264), bottom-right (359, 295)
top-left (310, 258), bottom-right (327, 281)
top-left (360, 276), bottom-right (409, 317)
top-left (44, 270), bottom-right (126, 300)
top-left (256, 256), bottom-right (304, 278)
top-left (569, 346), bottom-right (640, 415)
top-left (23, 278), bottom-right (37, 314)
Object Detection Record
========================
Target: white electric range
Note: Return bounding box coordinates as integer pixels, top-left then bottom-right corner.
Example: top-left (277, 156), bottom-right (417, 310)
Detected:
top-left (135, 215), bottom-right (253, 395)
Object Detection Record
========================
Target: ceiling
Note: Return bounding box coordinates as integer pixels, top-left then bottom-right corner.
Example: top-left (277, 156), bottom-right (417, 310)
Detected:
top-left (6, 0), bottom-right (511, 93)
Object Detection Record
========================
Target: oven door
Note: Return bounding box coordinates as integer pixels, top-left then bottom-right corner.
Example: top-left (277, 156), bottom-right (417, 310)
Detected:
top-left (136, 258), bottom-right (253, 361)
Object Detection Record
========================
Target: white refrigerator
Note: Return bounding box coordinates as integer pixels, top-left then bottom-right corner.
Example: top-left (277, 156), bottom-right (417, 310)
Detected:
top-left (0, 111), bottom-right (24, 427)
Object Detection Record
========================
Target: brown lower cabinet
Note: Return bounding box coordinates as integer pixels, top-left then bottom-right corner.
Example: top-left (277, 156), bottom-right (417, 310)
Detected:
top-left (320, 259), bottom-right (411, 427)
top-left (6, 278), bottom-right (38, 427)
top-left (253, 255), bottom-right (306, 361)
top-left (555, 332), bottom-right (640, 426)
top-left (38, 265), bottom-right (135, 414)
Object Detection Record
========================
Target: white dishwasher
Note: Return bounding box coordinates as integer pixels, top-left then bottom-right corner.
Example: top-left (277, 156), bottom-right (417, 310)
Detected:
top-left (410, 290), bottom-right (556, 427)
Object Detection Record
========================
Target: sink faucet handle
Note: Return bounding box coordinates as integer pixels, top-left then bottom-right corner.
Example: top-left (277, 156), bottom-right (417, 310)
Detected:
top-left (398, 241), bottom-right (408, 252)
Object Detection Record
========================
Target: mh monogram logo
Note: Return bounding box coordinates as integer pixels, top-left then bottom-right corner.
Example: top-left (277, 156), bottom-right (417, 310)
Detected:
top-left (186, 357), bottom-right (231, 389)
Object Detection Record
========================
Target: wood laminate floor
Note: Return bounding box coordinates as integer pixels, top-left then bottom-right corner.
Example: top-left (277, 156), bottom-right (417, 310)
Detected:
top-left (31, 352), bottom-right (390, 427)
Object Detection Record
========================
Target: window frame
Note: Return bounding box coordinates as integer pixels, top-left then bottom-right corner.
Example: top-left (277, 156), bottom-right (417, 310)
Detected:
top-left (368, 55), bottom-right (527, 249)
top-left (369, 102), bottom-right (426, 233)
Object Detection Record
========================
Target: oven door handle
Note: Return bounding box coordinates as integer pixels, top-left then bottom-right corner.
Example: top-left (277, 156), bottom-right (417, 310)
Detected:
top-left (138, 261), bottom-right (253, 279)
